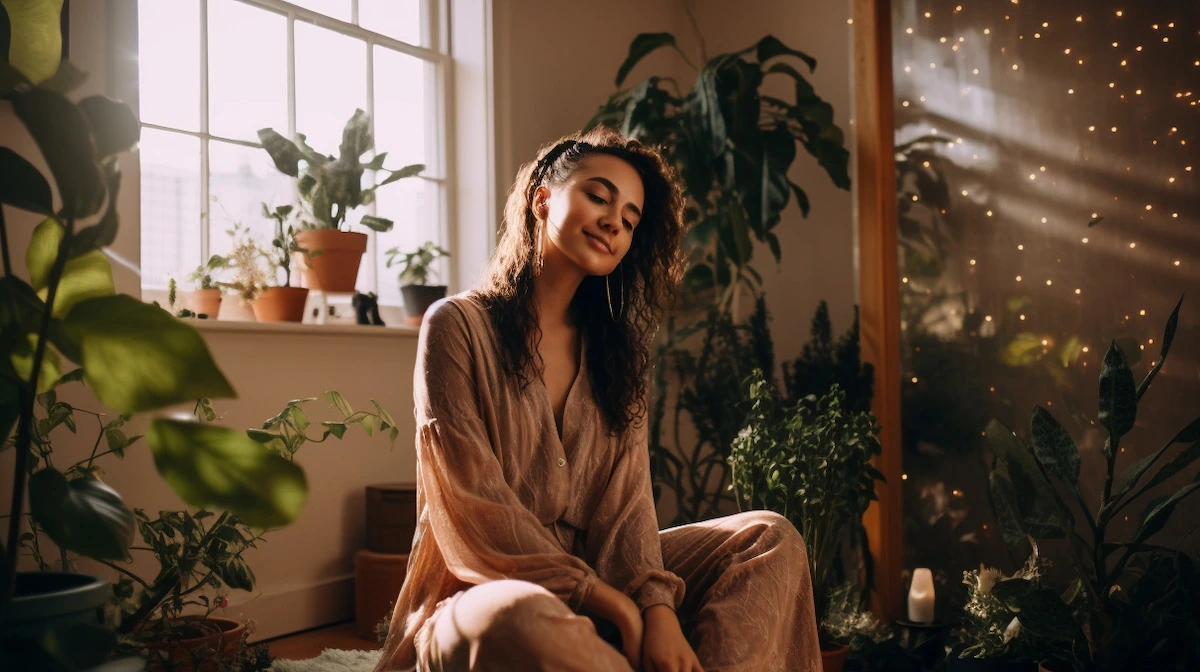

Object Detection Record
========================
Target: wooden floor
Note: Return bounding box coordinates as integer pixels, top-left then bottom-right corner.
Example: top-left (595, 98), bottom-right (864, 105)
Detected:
top-left (264, 621), bottom-right (381, 660)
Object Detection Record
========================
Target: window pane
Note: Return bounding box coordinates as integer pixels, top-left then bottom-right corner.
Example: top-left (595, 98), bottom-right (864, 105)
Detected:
top-left (140, 129), bottom-right (201, 289)
top-left (295, 21), bottom-right (368, 155)
top-left (138, 0), bottom-right (200, 130)
top-left (374, 46), bottom-right (436, 176)
top-left (359, 0), bottom-right (423, 45)
top-left (374, 178), bottom-right (442, 306)
top-left (208, 140), bottom-right (296, 277)
top-left (287, 0), bottom-right (350, 22)
top-left (208, 0), bottom-right (287, 142)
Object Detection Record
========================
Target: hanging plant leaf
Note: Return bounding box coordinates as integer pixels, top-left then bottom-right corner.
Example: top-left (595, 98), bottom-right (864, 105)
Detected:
top-left (28, 469), bottom-right (135, 560)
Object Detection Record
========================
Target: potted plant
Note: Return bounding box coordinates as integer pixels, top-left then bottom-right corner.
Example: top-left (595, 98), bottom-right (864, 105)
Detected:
top-left (985, 295), bottom-right (1200, 671)
top-left (179, 255), bottom-right (227, 318)
top-left (948, 544), bottom-right (1082, 672)
top-left (384, 240), bottom-right (450, 326)
top-left (0, 49), bottom-right (312, 668)
top-left (254, 203), bottom-right (311, 322)
top-left (728, 375), bottom-right (886, 672)
top-left (257, 110), bottom-right (424, 293)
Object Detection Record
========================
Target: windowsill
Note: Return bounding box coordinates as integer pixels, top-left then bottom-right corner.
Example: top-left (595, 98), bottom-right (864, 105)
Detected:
top-left (189, 317), bottom-right (420, 338)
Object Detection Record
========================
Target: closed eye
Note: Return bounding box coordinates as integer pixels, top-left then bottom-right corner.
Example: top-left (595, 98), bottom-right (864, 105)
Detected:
top-left (586, 192), bottom-right (607, 205)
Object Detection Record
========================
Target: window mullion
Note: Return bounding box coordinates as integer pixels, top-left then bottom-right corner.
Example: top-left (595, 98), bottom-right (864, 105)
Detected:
top-left (199, 0), bottom-right (211, 266)
top-left (365, 39), bottom-right (378, 296)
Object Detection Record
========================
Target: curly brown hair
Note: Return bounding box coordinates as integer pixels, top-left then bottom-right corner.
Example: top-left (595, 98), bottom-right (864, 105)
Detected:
top-left (478, 127), bottom-right (687, 436)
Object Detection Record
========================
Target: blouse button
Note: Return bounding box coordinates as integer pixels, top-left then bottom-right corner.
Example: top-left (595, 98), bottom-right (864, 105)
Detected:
top-left (556, 457), bottom-right (567, 467)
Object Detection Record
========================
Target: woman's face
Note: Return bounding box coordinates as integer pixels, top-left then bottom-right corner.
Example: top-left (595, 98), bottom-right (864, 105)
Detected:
top-left (535, 154), bottom-right (645, 277)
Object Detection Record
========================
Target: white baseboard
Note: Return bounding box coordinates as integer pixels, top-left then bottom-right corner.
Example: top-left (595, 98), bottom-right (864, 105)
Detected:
top-left (231, 573), bottom-right (357, 643)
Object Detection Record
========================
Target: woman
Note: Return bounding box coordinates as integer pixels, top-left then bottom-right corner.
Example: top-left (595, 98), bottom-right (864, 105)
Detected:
top-left (376, 127), bottom-right (820, 672)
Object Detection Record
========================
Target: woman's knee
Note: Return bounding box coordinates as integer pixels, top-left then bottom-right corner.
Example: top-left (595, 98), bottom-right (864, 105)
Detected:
top-left (444, 580), bottom-right (569, 646)
top-left (734, 510), bottom-right (808, 561)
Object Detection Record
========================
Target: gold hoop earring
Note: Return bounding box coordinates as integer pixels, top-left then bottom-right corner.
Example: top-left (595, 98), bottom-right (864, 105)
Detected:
top-left (533, 218), bottom-right (545, 276)
top-left (606, 263), bottom-right (624, 322)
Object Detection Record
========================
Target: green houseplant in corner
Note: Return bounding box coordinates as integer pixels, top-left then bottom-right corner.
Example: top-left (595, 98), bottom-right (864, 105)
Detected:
top-left (258, 110), bottom-right (424, 293)
top-left (729, 374), bottom-right (886, 672)
top-left (384, 240), bottom-right (449, 326)
top-left (985, 295), bottom-right (1200, 671)
top-left (0, 39), bottom-right (308, 671)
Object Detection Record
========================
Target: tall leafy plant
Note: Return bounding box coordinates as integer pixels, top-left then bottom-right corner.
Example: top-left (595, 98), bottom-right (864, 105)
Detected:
top-left (587, 32), bottom-right (850, 310)
top-left (986, 295), bottom-right (1200, 670)
top-left (1, 48), bottom-right (308, 668)
top-left (587, 32), bottom-right (852, 520)
top-left (729, 375), bottom-right (885, 642)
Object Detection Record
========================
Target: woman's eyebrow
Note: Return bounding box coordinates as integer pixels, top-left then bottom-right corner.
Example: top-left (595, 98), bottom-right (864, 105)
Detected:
top-left (585, 176), bottom-right (642, 217)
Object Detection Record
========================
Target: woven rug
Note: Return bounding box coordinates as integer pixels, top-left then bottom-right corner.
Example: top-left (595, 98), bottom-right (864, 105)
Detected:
top-left (268, 648), bottom-right (383, 672)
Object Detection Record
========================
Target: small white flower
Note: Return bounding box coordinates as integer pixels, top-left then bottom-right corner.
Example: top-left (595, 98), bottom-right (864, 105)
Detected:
top-left (1003, 616), bottom-right (1021, 643)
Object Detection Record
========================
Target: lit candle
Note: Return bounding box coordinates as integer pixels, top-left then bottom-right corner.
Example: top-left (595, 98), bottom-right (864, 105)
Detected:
top-left (908, 568), bottom-right (935, 623)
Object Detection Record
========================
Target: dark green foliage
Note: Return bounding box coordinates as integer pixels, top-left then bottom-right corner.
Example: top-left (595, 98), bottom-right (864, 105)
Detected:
top-left (783, 301), bottom-right (874, 413)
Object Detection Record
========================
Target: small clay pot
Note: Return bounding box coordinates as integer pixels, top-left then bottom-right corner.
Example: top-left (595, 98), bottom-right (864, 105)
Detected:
top-left (295, 229), bottom-right (368, 292)
top-left (820, 642), bottom-right (849, 672)
top-left (135, 616), bottom-right (245, 672)
top-left (251, 286), bottom-right (309, 322)
top-left (181, 289), bottom-right (222, 318)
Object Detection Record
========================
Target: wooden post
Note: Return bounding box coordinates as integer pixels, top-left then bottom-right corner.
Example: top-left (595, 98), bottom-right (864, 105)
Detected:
top-left (852, 0), bottom-right (904, 619)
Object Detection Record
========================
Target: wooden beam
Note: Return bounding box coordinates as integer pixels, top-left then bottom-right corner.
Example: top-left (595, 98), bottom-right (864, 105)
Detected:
top-left (852, 0), bottom-right (903, 620)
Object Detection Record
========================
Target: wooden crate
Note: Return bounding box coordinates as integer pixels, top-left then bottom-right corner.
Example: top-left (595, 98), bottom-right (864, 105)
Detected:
top-left (365, 483), bottom-right (417, 555)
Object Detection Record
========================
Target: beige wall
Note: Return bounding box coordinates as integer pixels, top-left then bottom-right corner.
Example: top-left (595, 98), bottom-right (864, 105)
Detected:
top-left (3, 0), bottom-right (856, 639)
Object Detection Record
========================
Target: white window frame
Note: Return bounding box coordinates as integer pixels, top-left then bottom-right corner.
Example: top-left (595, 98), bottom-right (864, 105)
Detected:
top-left (135, 0), bottom-right (454, 304)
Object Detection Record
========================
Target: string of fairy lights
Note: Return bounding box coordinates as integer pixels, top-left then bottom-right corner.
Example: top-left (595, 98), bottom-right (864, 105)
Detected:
top-left (886, 2), bottom-right (1197, 497)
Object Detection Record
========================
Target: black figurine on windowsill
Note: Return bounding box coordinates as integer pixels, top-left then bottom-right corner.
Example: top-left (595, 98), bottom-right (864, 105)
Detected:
top-left (353, 292), bottom-right (385, 326)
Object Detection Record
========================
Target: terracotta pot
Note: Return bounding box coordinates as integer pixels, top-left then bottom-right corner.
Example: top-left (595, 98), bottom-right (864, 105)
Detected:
top-left (295, 229), bottom-right (368, 292)
top-left (136, 616), bottom-right (245, 672)
top-left (820, 643), bottom-right (848, 672)
top-left (400, 284), bottom-right (447, 326)
top-left (251, 286), bottom-right (309, 322)
top-left (181, 289), bottom-right (222, 319)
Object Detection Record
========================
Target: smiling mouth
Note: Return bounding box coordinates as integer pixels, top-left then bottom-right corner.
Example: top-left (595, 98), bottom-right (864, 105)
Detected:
top-left (585, 232), bottom-right (614, 254)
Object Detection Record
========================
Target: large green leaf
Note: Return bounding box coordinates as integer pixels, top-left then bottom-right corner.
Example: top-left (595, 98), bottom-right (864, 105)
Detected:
top-left (985, 419), bottom-right (1069, 538)
top-left (10, 332), bottom-right (60, 394)
top-left (62, 295), bottom-right (235, 413)
top-left (690, 68), bottom-right (727, 158)
top-left (376, 162), bottom-right (425, 187)
top-left (989, 471), bottom-right (1026, 547)
top-left (25, 217), bottom-right (61, 290)
top-left (359, 215), bottom-right (394, 232)
top-left (12, 87), bottom-right (106, 218)
top-left (1132, 439), bottom-right (1200, 502)
top-left (28, 468), bottom-right (134, 560)
top-left (1031, 405), bottom-right (1081, 487)
top-left (0, 146), bottom-right (54, 215)
top-left (2, 0), bottom-right (64, 85)
top-left (71, 167), bottom-right (122, 254)
top-left (257, 128), bottom-right (303, 176)
top-left (1099, 341), bottom-right (1137, 441)
top-left (1115, 417), bottom-right (1200, 501)
top-left (755, 35), bottom-right (817, 71)
top-left (46, 250), bottom-right (114, 318)
top-left (338, 108), bottom-right (372, 160)
top-left (147, 419), bottom-right (308, 528)
top-left (1134, 477), bottom-right (1200, 544)
top-left (615, 32), bottom-right (679, 86)
top-left (77, 95), bottom-right (139, 158)
top-left (1137, 294), bottom-right (1183, 402)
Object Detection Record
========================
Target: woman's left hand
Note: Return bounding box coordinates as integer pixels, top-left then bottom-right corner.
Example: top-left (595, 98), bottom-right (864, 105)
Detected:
top-left (641, 604), bottom-right (704, 672)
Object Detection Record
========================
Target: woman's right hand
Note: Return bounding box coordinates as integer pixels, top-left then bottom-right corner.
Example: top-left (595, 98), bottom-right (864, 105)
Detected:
top-left (582, 580), bottom-right (644, 670)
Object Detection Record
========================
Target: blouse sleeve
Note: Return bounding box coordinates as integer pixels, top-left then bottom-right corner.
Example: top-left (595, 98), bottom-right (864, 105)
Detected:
top-left (583, 417), bottom-right (686, 613)
top-left (414, 300), bottom-right (598, 610)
